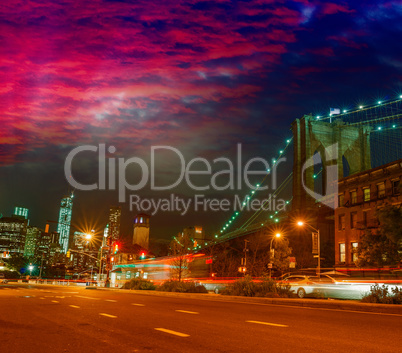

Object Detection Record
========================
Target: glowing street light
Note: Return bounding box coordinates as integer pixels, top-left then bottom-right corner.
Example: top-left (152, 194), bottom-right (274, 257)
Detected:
top-left (297, 221), bottom-right (321, 278)
top-left (268, 233), bottom-right (281, 279)
top-left (85, 233), bottom-right (92, 240)
top-left (28, 264), bottom-right (34, 276)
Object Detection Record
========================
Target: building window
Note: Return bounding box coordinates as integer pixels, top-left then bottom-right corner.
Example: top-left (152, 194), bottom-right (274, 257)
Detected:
top-left (339, 243), bottom-right (346, 263)
top-left (351, 190), bottom-right (357, 204)
top-left (339, 215), bottom-right (345, 230)
top-left (351, 242), bottom-right (358, 263)
top-left (392, 179), bottom-right (400, 195)
top-left (363, 187), bottom-right (370, 202)
top-left (338, 194), bottom-right (344, 207)
top-left (377, 182), bottom-right (385, 198)
top-left (351, 212), bottom-right (357, 229)
top-left (362, 211), bottom-right (368, 228)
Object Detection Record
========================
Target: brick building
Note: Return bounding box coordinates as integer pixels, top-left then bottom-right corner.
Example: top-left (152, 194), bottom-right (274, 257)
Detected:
top-left (335, 159), bottom-right (402, 266)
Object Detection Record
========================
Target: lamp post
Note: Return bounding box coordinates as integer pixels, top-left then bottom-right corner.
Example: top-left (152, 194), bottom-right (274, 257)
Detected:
top-left (28, 264), bottom-right (34, 277)
top-left (269, 233), bottom-right (281, 279)
top-left (297, 221), bottom-right (321, 278)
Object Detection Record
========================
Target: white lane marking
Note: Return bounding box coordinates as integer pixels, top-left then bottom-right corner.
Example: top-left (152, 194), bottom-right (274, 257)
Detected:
top-left (105, 299), bottom-right (117, 302)
top-left (51, 300), bottom-right (59, 303)
top-left (246, 320), bottom-right (288, 327)
top-left (175, 310), bottom-right (199, 315)
top-left (99, 313), bottom-right (117, 318)
top-left (154, 328), bottom-right (189, 337)
top-left (69, 305), bottom-right (80, 309)
top-left (62, 292), bottom-right (79, 294)
top-left (55, 296), bottom-right (65, 298)
top-left (131, 303), bottom-right (145, 306)
top-left (189, 297), bottom-right (402, 318)
top-left (75, 295), bottom-right (100, 300)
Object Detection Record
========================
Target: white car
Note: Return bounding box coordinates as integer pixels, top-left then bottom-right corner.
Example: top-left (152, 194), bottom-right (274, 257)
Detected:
top-left (0, 273), bottom-right (8, 284)
top-left (281, 275), bottom-right (334, 298)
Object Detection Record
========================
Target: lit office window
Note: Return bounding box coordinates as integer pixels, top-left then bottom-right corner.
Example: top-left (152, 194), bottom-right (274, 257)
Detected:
top-left (339, 243), bottom-right (346, 263)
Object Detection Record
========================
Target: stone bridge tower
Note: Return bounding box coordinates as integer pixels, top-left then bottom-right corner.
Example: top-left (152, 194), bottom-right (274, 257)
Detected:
top-left (292, 115), bottom-right (372, 211)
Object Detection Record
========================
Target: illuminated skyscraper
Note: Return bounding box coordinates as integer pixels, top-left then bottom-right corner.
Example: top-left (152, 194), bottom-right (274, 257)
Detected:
top-left (103, 224), bottom-right (109, 247)
top-left (0, 215), bottom-right (28, 256)
top-left (108, 206), bottom-right (121, 241)
top-left (14, 207), bottom-right (29, 220)
top-left (24, 226), bottom-right (40, 257)
top-left (57, 192), bottom-right (74, 253)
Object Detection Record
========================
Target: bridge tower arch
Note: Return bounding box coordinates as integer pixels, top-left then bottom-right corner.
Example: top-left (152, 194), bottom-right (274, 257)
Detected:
top-left (292, 115), bottom-right (371, 211)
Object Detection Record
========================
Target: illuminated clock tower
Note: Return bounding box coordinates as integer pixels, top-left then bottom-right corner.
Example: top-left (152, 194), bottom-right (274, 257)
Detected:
top-left (132, 214), bottom-right (150, 250)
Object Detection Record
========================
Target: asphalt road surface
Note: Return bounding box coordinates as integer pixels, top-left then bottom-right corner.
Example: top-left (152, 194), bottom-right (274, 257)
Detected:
top-left (1, 283), bottom-right (401, 353)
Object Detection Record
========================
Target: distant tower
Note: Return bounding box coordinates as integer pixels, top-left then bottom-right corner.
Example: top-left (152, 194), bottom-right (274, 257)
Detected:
top-left (108, 206), bottom-right (121, 241)
top-left (14, 207), bottom-right (29, 220)
top-left (57, 192), bottom-right (74, 253)
top-left (133, 214), bottom-right (150, 249)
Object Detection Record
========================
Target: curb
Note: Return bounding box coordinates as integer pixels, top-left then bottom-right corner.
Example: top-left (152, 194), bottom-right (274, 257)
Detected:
top-left (94, 288), bottom-right (402, 315)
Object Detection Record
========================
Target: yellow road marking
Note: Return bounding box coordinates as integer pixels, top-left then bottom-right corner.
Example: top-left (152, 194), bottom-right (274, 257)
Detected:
top-left (99, 313), bottom-right (117, 318)
top-left (131, 303), bottom-right (145, 306)
top-left (105, 299), bottom-right (117, 302)
top-left (246, 320), bottom-right (288, 327)
top-left (175, 310), bottom-right (199, 314)
top-left (51, 300), bottom-right (59, 303)
top-left (154, 328), bottom-right (189, 337)
top-left (69, 305), bottom-right (80, 308)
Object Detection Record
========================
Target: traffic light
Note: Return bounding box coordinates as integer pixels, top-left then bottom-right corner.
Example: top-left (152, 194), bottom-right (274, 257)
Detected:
top-left (113, 242), bottom-right (119, 254)
top-left (140, 252), bottom-right (146, 260)
top-left (66, 250), bottom-right (70, 258)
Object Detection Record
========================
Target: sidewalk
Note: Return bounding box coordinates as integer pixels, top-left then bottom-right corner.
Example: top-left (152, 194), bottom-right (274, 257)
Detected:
top-left (95, 287), bottom-right (402, 315)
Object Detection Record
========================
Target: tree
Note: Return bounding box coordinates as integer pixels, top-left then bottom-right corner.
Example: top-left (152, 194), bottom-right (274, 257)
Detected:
top-left (210, 242), bottom-right (241, 277)
top-left (271, 238), bottom-right (292, 274)
top-left (169, 233), bottom-right (194, 281)
top-left (356, 204), bottom-right (402, 268)
top-left (377, 204), bottom-right (402, 245)
top-left (4, 254), bottom-right (30, 274)
top-left (355, 229), bottom-right (400, 267)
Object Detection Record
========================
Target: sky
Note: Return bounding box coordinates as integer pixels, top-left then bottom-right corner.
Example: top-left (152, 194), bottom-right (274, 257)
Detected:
top-left (1, 0), bottom-right (402, 247)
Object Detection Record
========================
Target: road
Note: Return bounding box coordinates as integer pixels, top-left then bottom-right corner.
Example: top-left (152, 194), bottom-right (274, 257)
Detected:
top-left (1, 283), bottom-right (401, 353)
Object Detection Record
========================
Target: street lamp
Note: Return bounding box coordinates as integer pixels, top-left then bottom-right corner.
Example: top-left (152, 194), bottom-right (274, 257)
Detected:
top-left (28, 265), bottom-right (34, 276)
top-left (268, 233), bottom-right (281, 279)
top-left (297, 221), bottom-right (321, 278)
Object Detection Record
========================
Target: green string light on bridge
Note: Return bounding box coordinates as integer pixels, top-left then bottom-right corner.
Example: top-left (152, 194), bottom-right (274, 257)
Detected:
top-left (215, 137), bottom-right (294, 236)
top-left (208, 93), bottom-right (401, 248)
